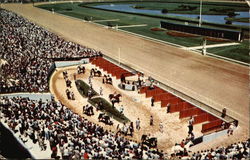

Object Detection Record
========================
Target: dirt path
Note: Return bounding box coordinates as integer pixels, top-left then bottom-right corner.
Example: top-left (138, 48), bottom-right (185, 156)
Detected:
top-left (50, 64), bottom-right (207, 152)
top-left (50, 64), bottom-right (249, 153)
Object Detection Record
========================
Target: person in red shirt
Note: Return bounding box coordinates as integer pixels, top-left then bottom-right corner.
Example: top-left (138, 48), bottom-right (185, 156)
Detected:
top-left (180, 139), bottom-right (185, 148)
top-left (83, 152), bottom-right (89, 159)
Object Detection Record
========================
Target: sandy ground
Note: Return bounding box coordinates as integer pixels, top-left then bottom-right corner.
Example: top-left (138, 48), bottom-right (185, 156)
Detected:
top-left (50, 64), bottom-right (249, 153)
top-left (50, 64), bottom-right (205, 152)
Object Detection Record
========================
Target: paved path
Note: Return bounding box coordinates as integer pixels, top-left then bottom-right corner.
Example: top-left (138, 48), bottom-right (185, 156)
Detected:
top-left (116, 24), bottom-right (148, 28)
top-left (92, 19), bottom-right (120, 22)
top-left (2, 3), bottom-right (249, 129)
top-left (184, 42), bottom-right (240, 50)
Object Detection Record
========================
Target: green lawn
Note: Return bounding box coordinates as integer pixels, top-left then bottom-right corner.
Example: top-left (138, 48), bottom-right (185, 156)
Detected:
top-left (89, 97), bottom-right (130, 123)
top-left (206, 40), bottom-right (249, 63)
top-left (75, 80), bottom-right (98, 97)
top-left (37, 1), bottom-right (249, 63)
top-left (225, 17), bottom-right (249, 23)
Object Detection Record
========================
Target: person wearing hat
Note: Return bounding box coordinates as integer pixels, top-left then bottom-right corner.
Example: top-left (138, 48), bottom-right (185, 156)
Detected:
top-left (150, 115), bottom-right (154, 126)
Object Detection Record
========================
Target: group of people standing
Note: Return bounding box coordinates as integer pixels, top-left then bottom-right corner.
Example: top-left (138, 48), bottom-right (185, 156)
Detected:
top-left (63, 71), bottom-right (75, 100)
top-left (0, 97), bottom-right (164, 159)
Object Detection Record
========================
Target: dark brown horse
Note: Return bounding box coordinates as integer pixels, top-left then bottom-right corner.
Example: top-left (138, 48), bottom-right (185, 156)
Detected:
top-left (109, 93), bottom-right (122, 104)
top-left (103, 75), bottom-right (112, 85)
top-left (91, 68), bottom-right (102, 77)
top-left (77, 65), bottom-right (85, 74)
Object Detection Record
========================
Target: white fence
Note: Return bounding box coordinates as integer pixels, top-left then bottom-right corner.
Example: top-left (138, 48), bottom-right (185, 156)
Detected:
top-left (203, 129), bottom-right (228, 143)
top-left (0, 93), bottom-right (52, 102)
top-left (55, 58), bottom-right (89, 68)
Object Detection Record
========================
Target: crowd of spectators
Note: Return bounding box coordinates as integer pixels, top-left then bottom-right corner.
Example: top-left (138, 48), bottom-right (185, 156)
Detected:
top-left (170, 139), bottom-right (249, 159)
top-left (1, 95), bottom-right (249, 159)
top-left (189, 140), bottom-right (249, 160)
top-left (0, 9), bottom-right (102, 93)
top-left (0, 97), bottom-right (164, 159)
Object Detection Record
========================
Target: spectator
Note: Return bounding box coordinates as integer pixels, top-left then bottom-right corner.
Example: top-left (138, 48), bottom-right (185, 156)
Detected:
top-left (119, 105), bottom-right (124, 114)
top-left (99, 87), bottom-right (103, 96)
top-left (188, 116), bottom-right (194, 125)
top-left (150, 115), bottom-right (153, 126)
top-left (221, 107), bottom-right (227, 118)
top-left (159, 122), bottom-right (163, 133)
top-left (136, 118), bottom-right (140, 130)
top-left (151, 97), bottom-right (154, 106)
top-left (227, 122), bottom-right (235, 136)
top-left (188, 123), bottom-right (193, 134)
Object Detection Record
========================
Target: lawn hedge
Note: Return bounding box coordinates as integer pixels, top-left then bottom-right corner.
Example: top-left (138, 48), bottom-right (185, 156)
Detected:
top-left (75, 80), bottom-right (130, 123)
top-left (88, 97), bottom-right (130, 123)
top-left (75, 80), bottom-right (98, 98)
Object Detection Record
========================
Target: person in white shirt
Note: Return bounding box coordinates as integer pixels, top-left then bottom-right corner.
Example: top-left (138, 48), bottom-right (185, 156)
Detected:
top-left (136, 118), bottom-right (140, 130)
top-left (119, 105), bottom-right (124, 114)
top-left (159, 122), bottom-right (163, 133)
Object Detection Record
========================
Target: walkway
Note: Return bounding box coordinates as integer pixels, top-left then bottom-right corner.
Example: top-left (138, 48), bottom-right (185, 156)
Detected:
top-left (184, 42), bottom-right (240, 50)
top-left (50, 64), bottom-right (204, 152)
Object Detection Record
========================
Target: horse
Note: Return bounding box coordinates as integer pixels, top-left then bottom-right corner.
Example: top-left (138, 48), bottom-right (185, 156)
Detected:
top-left (66, 79), bottom-right (72, 88)
top-left (83, 105), bottom-right (94, 116)
top-left (91, 68), bottom-right (102, 77)
top-left (109, 93), bottom-right (122, 104)
top-left (77, 65), bottom-right (85, 74)
top-left (141, 135), bottom-right (157, 148)
top-left (103, 75), bottom-right (112, 85)
top-left (98, 113), bottom-right (113, 125)
top-left (106, 77), bottom-right (112, 85)
top-left (62, 70), bottom-right (68, 79)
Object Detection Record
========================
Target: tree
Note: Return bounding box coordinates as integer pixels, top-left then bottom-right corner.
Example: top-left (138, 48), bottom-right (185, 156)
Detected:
top-left (161, 9), bottom-right (168, 14)
top-left (107, 22), bottom-right (114, 27)
top-left (228, 11), bottom-right (236, 17)
top-left (225, 20), bottom-right (232, 25)
top-left (84, 17), bottom-right (90, 21)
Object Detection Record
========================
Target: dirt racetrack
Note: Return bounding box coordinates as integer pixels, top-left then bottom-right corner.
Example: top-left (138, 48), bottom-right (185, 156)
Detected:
top-left (2, 2), bottom-right (249, 130)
